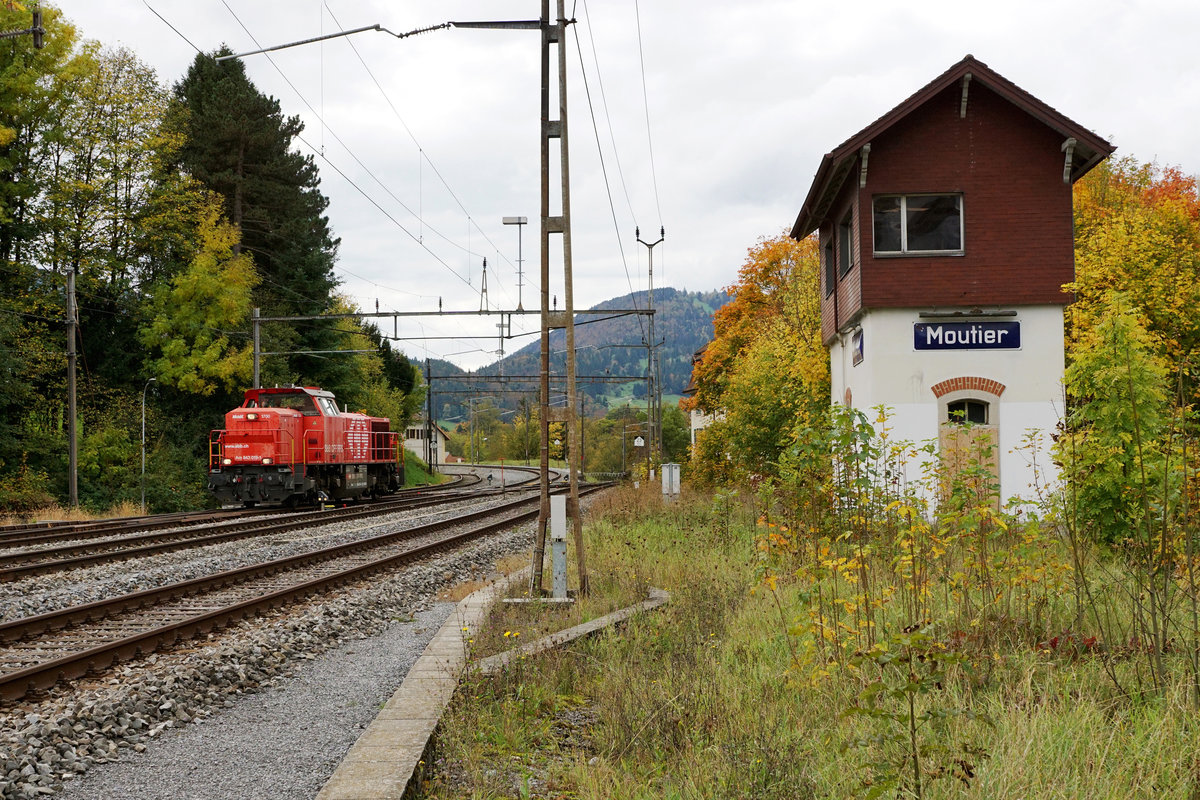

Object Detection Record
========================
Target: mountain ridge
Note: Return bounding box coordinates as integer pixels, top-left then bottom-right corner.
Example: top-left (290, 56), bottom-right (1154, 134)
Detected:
top-left (419, 287), bottom-right (729, 423)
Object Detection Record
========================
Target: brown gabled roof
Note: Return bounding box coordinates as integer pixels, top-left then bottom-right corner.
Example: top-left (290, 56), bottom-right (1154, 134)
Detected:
top-left (790, 55), bottom-right (1115, 239)
top-left (682, 343), bottom-right (709, 397)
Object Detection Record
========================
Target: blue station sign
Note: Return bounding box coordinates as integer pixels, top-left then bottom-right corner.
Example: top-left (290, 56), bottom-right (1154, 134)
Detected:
top-left (913, 321), bottom-right (1021, 351)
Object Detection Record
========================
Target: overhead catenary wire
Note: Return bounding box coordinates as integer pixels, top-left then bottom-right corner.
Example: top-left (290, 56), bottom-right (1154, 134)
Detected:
top-left (580, 0), bottom-right (637, 224)
top-left (633, 0), bottom-right (664, 231)
top-left (141, 0), bottom-right (201, 53)
top-left (570, 20), bottom-right (645, 343)
top-left (217, 1), bottom-right (484, 300)
top-left (321, 4), bottom-right (523, 283)
top-left (218, 1), bottom-right (527, 327)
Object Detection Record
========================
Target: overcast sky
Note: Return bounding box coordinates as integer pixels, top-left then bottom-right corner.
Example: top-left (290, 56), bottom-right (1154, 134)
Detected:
top-left (63, 1), bottom-right (1199, 369)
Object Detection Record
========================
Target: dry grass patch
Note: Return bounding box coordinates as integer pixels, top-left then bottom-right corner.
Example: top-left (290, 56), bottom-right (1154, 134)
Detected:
top-left (0, 499), bottom-right (143, 526)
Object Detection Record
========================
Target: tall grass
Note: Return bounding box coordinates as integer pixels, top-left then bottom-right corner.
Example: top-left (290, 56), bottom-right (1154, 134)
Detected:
top-left (421, 464), bottom-right (1200, 799)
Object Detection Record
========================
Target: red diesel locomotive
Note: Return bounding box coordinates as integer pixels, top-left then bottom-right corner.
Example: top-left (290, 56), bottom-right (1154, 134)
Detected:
top-left (208, 386), bottom-right (401, 506)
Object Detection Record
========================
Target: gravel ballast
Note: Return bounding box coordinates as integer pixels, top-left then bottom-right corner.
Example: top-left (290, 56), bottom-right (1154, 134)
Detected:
top-left (0, 521), bottom-right (534, 800)
top-left (51, 604), bottom-right (455, 800)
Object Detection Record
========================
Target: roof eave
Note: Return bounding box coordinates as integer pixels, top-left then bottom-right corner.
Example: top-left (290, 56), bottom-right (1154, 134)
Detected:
top-left (789, 55), bottom-right (1116, 238)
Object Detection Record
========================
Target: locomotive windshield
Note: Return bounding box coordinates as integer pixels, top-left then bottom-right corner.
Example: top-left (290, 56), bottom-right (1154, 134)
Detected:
top-left (251, 392), bottom-right (321, 415)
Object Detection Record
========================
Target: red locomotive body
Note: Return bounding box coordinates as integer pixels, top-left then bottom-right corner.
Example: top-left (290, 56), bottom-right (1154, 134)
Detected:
top-left (208, 386), bottom-right (401, 506)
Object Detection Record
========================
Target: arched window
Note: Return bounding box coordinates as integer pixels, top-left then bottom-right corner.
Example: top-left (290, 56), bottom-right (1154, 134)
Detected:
top-left (947, 399), bottom-right (988, 425)
top-left (932, 377), bottom-right (1004, 509)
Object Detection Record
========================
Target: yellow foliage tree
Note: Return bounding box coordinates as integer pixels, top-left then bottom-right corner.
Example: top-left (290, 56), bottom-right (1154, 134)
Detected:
top-left (1069, 157), bottom-right (1200, 396)
top-left (141, 196), bottom-right (258, 395)
top-left (687, 233), bottom-right (828, 480)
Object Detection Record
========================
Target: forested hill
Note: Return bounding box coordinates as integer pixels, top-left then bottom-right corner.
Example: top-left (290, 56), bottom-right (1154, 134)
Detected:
top-left (426, 288), bottom-right (730, 422)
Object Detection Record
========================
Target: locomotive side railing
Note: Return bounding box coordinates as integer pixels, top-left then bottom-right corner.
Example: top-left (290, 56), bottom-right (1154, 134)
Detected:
top-left (209, 431), bottom-right (225, 469)
top-left (369, 430), bottom-right (400, 463)
top-left (278, 428), bottom-right (297, 469)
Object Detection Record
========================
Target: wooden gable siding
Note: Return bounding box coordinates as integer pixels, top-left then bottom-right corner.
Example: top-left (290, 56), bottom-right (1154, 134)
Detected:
top-left (820, 80), bottom-right (1076, 343)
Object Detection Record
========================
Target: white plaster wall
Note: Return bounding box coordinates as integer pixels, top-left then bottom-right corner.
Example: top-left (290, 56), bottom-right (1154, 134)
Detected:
top-left (829, 306), bottom-right (1065, 504)
top-left (689, 408), bottom-right (716, 448)
top-left (403, 430), bottom-right (446, 463)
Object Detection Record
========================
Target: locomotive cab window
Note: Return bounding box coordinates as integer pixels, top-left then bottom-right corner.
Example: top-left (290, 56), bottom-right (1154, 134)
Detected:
top-left (947, 399), bottom-right (988, 425)
top-left (259, 393), bottom-right (320, 415)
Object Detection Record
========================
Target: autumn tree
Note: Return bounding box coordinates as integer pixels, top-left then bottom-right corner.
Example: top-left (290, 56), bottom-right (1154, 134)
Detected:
top-left (141, 196), bottom-right (257, 395)
top-left (1069, 157), bottom-right (1200, 398)
top-left (685, 233), bottom-right (829, 481)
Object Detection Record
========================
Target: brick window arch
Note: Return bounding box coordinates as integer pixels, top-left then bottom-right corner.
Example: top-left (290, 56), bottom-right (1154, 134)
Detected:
top-left (930, 376), bottom-right (1006, 399)
top-left (934, 376), bottom-right (1004, 509)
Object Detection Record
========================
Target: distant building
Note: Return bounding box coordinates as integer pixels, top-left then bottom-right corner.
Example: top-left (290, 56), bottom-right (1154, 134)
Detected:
top-left (403, 418), bottom-right (451, 468)
top-left (790, 55), bottom-right (1114, 501)
top-left (681, 344), bottom-right (719, 451)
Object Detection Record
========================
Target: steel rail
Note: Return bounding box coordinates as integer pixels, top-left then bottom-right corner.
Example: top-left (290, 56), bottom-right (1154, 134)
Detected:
top-left (0, 508), bottom-right (259, 540)
top-left (0, 472), bottom-right (534, 581)
top-left (0, 495), bottom-right (454, 581)
top-left (0, 475), bottom-right (475, 544)
top-left (0, 487), bottom-right (606, 701)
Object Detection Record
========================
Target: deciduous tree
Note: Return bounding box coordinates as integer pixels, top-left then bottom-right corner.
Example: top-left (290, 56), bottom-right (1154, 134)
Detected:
top-left (1070, 157), bottom-right (1200, 398)
top-left (141, 197), bottom-right (257, 395)
top-left (685, 233), bottom-right (828, 481)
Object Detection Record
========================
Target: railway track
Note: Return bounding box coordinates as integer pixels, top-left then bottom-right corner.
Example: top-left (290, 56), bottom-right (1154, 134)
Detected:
top-left (0, 473), bottom-right (480, 546)
top-left (0, 484), bottom-right (602, 702)
top-left (0, 471), bottom-right (543, 582)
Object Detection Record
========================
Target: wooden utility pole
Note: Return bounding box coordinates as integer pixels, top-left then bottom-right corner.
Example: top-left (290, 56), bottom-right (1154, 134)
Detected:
top-left (558, 0), bottom-right (586, 596)
top-left (533, 0), bottom-right (554, 593)
top-left (531, 0), bottom-right (586, 595)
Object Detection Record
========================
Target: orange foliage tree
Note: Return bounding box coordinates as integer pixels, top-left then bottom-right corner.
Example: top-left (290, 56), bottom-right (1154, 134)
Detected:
top-left (685, 233), bottom-right (828, 482)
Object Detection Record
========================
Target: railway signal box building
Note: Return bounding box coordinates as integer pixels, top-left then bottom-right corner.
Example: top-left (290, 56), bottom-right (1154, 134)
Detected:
top-left (790, 55), bottom-right (1114, 502)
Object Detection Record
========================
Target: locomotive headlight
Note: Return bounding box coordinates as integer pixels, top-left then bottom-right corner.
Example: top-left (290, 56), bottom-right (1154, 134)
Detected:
top-left (222, 458), bottom-right (233, 466)
top-left (262, 457), bottom-right (273, 465)
top-left (247, 413), bottom-right (258, 420)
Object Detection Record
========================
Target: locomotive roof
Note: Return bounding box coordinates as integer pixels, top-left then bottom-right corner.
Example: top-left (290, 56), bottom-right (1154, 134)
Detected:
top-left (242, 385), bottom-right (335, 401)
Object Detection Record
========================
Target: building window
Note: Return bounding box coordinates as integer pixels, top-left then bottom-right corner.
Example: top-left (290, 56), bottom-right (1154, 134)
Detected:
top-left (947, 399), bottom-right (988, 425)
top-left (873, 194), bottom-right (963, 254)
top-left (823, 240), bottom-right (835, 297)
top-left (838, 211), bottom-right (855, 276)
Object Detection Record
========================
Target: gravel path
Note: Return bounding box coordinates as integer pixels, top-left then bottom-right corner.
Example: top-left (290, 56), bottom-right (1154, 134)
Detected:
top-left (51, 603), bottom-right (455, 800)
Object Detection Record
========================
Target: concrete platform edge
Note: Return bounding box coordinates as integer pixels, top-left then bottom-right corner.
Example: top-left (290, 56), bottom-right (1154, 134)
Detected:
top-left (315, 573), bottom-right (670, 800)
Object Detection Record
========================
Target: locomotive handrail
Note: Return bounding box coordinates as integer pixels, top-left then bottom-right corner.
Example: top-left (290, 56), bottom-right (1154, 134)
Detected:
top-left (209, 430), bottom-right (226, 469)
top-left (278, 427), bottom-right (298, 469)
top-left (367, 429), bottom-right (400, 464)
